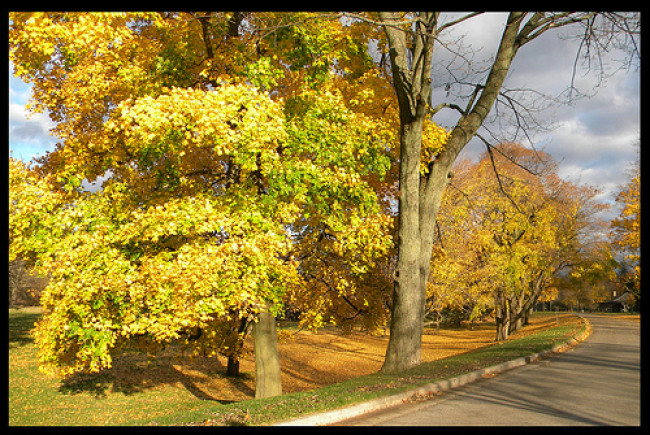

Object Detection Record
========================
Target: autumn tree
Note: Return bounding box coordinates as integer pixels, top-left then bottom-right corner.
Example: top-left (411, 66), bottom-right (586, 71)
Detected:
top-left (432, 143), bottom-right (613, 340)
top-left (9, 12), bottom-right (395, 398)
top-left (611, 162), bottom-right (640, 301)
top-left (433, 144), bottom-right (565, 340)
top-left (10, 10), bottom-right (639, 381)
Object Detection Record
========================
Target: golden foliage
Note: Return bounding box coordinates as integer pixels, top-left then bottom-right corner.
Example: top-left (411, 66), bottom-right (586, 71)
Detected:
top-left (430, 143), bottom-right (610, 323)
top-left (9, 12), bottom-right (404, 376)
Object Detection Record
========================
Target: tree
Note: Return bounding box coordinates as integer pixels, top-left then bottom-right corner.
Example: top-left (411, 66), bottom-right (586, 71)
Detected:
top-left (360, 11), bottom-right (639, 371)
top-left (432, 143), bottom-right (612, 340)
top-left (435, 145), bottom-right (562, 340)
top-left (9, 12), bottom-right (393, 397)
top-left (611, 163), bottom-right (640, 301)
top-left (8, 258), bottom-right (49, 307)
top-left (10, 10), bottom-right (639, 381)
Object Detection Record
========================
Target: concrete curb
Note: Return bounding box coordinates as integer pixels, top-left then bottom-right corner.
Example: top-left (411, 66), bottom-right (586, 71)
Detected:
top-left (275, 315), bottom-right (592, 426)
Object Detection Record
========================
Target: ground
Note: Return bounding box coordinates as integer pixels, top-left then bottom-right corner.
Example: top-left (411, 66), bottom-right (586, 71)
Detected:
top-left (61, 313), bottom-right (579, 402)
top-left (12, 307), bottom-right (633, 425)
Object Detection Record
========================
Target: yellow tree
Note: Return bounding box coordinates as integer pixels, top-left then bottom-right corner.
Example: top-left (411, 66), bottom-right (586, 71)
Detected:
top-left (9, 12), bottom-right (395, 398)
top-left (552, 177), bottom-right (617, 312)
top-left (433, 143), bottom-right (610, 340)
top-left (426, 160), bottom-right (492, 328)
top-left (611, 164), bottom-right (640, 297)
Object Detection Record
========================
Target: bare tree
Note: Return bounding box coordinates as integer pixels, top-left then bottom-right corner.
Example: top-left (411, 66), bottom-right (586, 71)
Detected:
top-left (351, 11), bottom-right (639, 372)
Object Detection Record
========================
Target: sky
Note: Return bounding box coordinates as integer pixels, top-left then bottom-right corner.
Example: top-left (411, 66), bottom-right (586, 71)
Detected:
top-left (432, 13), bottom-right (640, 216)
top-left (8, 12), bottom-right (640, 221)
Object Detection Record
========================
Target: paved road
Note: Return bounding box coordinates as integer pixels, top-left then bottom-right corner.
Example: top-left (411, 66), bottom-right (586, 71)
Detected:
top-left (335, 314), bottom-right (640, 426)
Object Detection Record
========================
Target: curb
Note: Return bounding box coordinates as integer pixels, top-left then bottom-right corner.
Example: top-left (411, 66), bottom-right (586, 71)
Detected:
top-left (275, 315), bottom-right (592, 426)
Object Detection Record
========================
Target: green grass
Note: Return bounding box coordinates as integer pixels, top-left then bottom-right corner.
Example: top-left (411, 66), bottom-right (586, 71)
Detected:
top-left (9, 308), bottom-right (584, 426)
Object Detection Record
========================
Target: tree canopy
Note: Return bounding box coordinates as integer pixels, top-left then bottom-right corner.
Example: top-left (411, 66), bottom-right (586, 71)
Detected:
top-left (430, 143), bottom-right (615, 339)
top-left (9, 12), bottom-right (405, 379)
top-left (611, 163), bottom-right (641, 299)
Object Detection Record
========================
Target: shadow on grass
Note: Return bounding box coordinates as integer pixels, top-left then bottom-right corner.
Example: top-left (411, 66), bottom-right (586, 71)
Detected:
top-left (57, 348), bottom-right (255, 403)
top-left (54, 314), bottom-right (577, 404)
top-left (8, 310), bottom-right (41, 348)
top-left (9, 308), bottom-right (255, 403)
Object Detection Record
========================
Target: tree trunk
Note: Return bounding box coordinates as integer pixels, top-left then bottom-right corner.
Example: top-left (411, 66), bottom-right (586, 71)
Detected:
top-left (520, 274), bottom-right (546, 327)
top-left (523, 304), bottom-right (533, 325)
top-left (227, 355), bottom-right (240, 377)
top-left (510, 313), bottom-right (524, 334)
top-left (496, 318), bottom-right (510, 341)
top-left (379, 11), bottom-right (525, 372)
top-left (225, 317), bottom-right (250, 377)
top-left (382, 118), bottom-right (426, 373)
top-left (495, 290), bottom-right (510, 341)
top-left (253, 304), bottom-right (282, 399)
top-left (509, 291), bottom-right (526, 334)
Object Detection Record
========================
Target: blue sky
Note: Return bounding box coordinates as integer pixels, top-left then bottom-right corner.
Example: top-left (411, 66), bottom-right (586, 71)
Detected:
top-left (8, 13), bottom-right (640, 221)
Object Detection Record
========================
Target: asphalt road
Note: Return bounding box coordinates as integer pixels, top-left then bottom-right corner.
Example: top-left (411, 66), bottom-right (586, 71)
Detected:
top-left (335, 314), bottom-right (640, 426)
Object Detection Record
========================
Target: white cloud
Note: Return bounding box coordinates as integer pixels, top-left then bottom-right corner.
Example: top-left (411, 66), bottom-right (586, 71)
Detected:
top-left (545, 116), bottom-right (638, 162)
top-left (9, 60), bottom-right (58, 163)
top-left (550, 118), bottom-right (638, 205)
top-left (439, 12), bottom-right (508, 56)
top-left (9, 102), bottom-right (56, 143)
top-left (444, 13), bottom-right (640, 219)
top-left (9, 102), bottom-right (27, 122)
top-left (81, 170), bottom-right (113, 193)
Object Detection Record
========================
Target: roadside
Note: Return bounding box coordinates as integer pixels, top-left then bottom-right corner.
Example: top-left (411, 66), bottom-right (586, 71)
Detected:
top-left (277, 314), bottom-right (592, 426)
top-left (9, 308), bottom-right (585, 426)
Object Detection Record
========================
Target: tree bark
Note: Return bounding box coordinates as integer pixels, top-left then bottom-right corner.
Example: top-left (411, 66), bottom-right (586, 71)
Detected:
top-left (509, 290), bottom-right (526, 334)
top-left (227, 355), bottom-right (240, 377)
top-left (253, 304), bottom-right (282, 398)
top-left (523, 304), bottom-right (533, 325)
top-left (379, 12), bottom-right (525, 372)
top-left (495, 290), bottom-right (510, 341)
top-left (225, 317), bottom-right (250, 377)
top-left (379, 11), bottom-right (436, 374)
top-left (382, 117), bottom-right (427, 373)
top-left (496, 319), bottom-right (509, 341)
top-left (511, 272), bottom-right (547, 333)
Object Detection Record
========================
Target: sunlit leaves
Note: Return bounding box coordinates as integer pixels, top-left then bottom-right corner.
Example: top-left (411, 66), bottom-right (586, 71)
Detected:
top-left (9, 157), bottom-right (66, 266)
top-left (9, 11), bottom-right (398, 376)
top-left (430, 143), bottom-right (606, 323)
top-left (611, 167), bottom-right (640, 262)
top-left (420, 121), bottom-right (451, 175)
top-left (610, 165), bottom-right (640, 293)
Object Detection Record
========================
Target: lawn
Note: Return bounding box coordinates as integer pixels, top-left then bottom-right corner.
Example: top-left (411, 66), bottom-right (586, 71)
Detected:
top-left (9, 307), bottom-right (584, 426)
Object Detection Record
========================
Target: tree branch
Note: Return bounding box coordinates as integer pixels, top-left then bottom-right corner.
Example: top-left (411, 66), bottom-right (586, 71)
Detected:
top-left (476, 133), bottom-right (525, 215)
top-left (437, 12), bottom-right (485, 32)
top-left (429, 102), bottom-right (465, 117)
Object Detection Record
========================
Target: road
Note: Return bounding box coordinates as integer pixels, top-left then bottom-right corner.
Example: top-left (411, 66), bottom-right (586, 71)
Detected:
top-left (335, 314), bottom-right (640, 426)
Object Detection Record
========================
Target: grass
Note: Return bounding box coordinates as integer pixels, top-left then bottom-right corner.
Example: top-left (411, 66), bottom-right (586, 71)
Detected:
top-left (9, 307), bottom-right (585, 426)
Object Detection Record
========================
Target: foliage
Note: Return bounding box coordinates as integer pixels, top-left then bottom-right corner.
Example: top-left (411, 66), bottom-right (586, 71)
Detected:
top-left (611, 164), bottom-right (640, 294)
top-left (8, 12), bottom-right (406, 377)
top-left (431, 143), bottom-right (611, 339)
